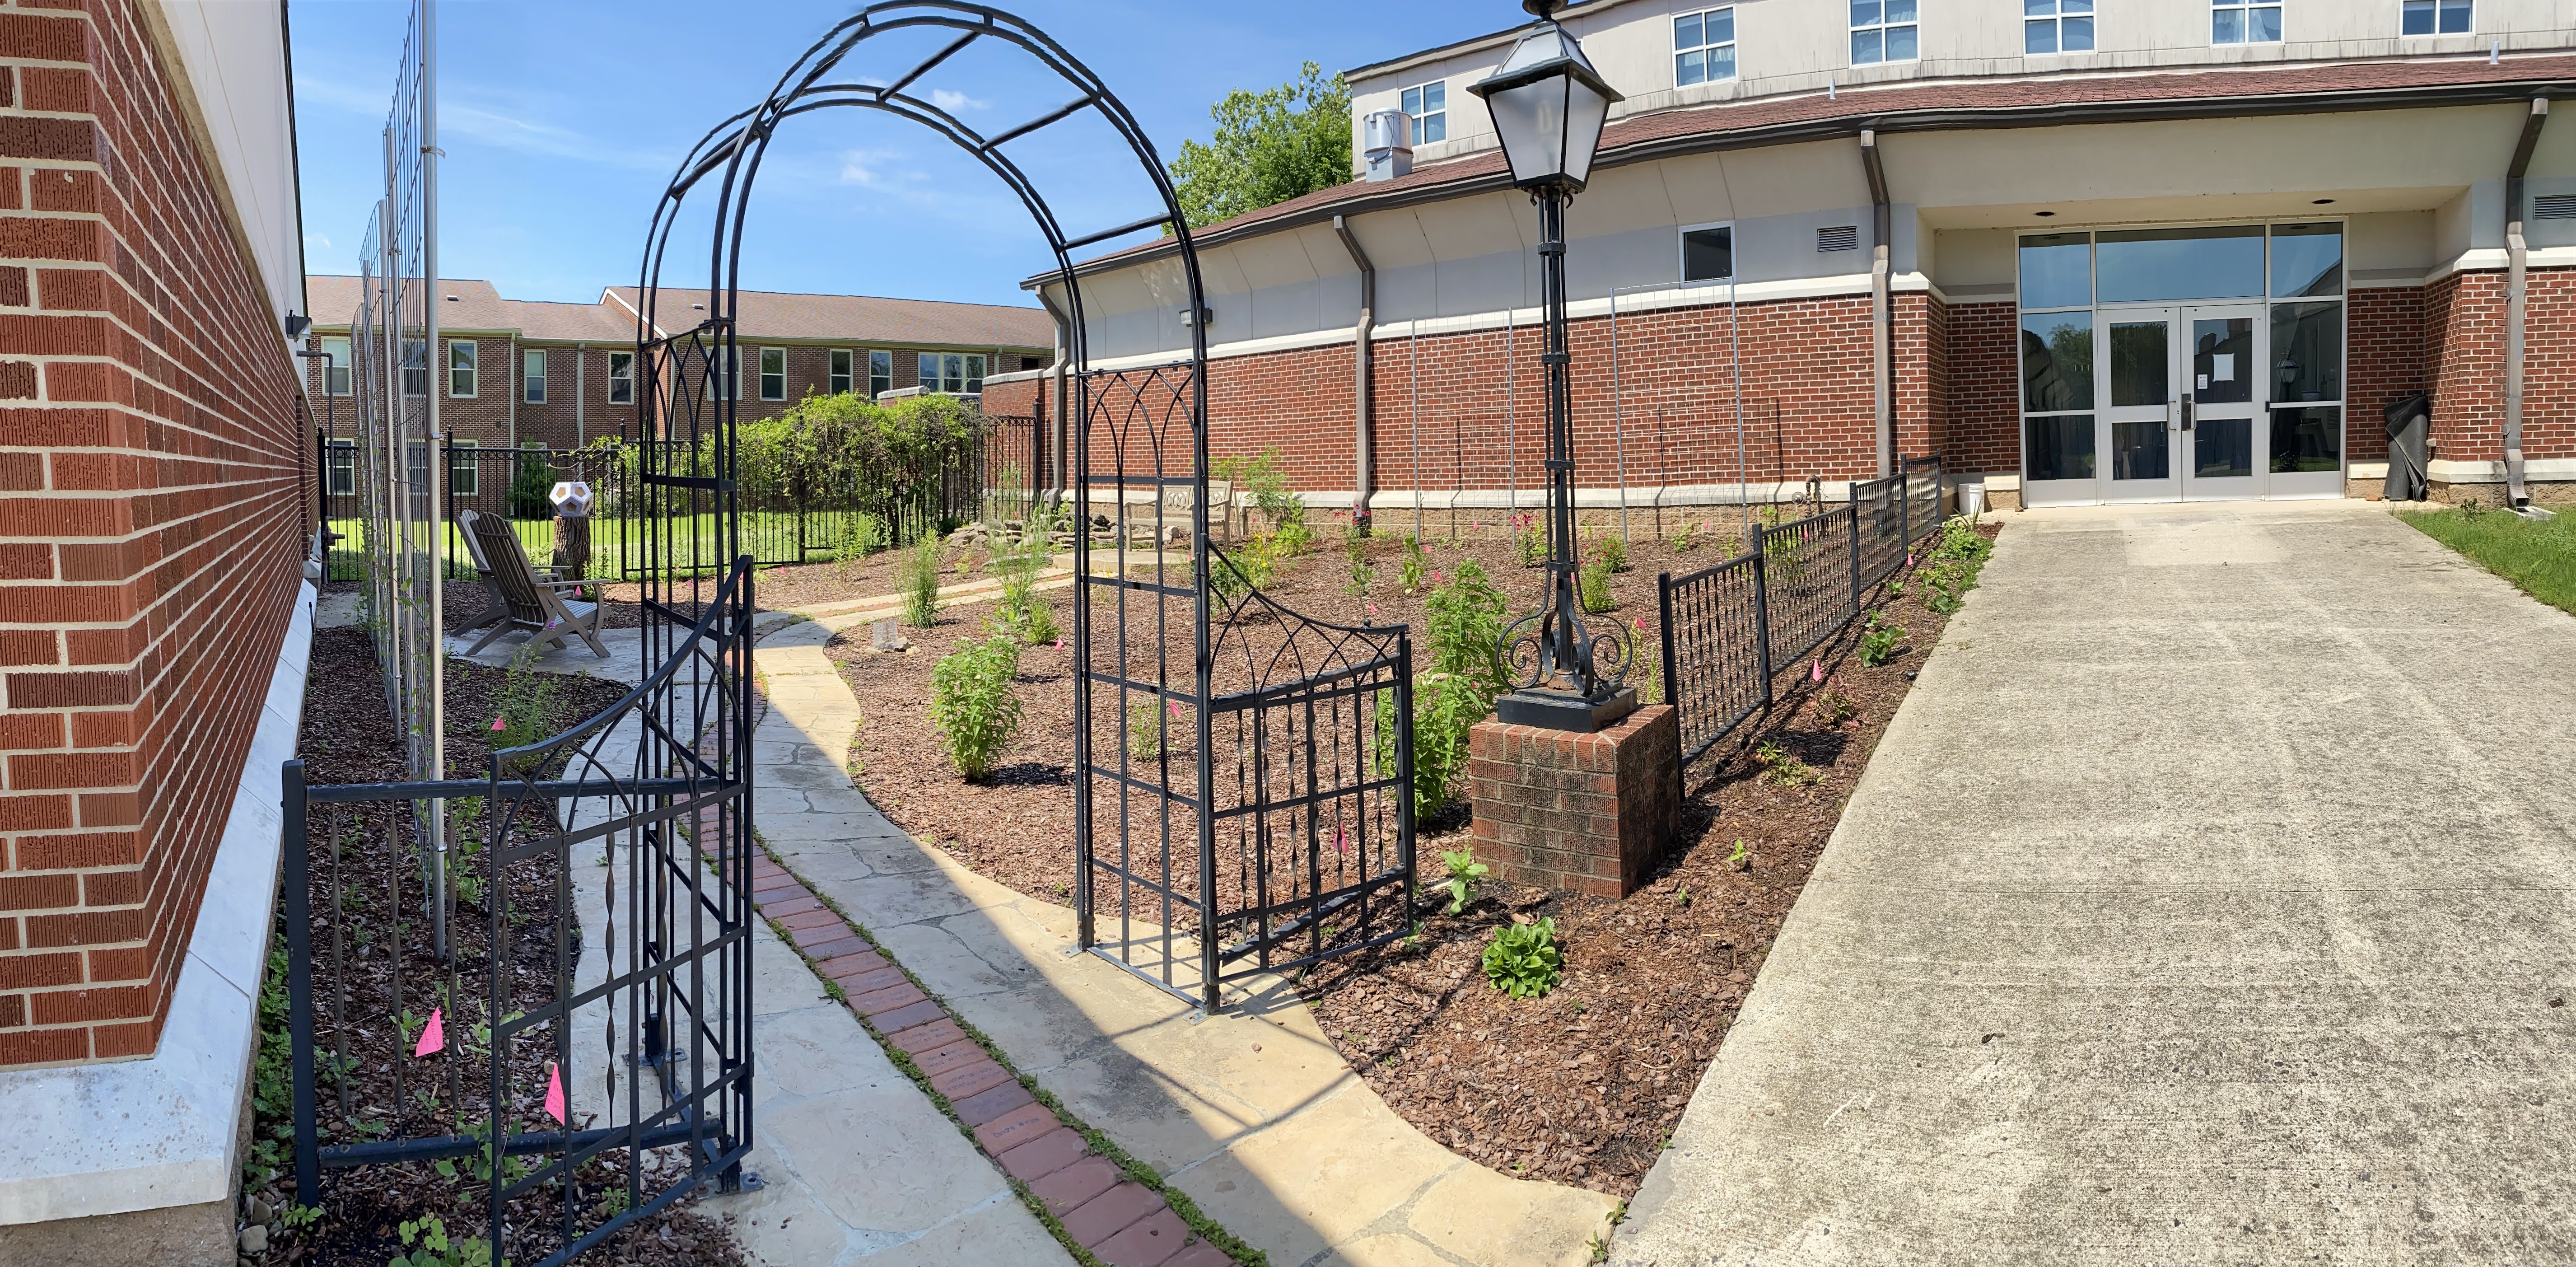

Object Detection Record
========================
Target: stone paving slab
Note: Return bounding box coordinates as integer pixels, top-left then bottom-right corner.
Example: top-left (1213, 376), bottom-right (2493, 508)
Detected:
top-left (751, 618), bottom-right (1619, 1267)
top-left (1613, 501), bottom-right (2576, 1266)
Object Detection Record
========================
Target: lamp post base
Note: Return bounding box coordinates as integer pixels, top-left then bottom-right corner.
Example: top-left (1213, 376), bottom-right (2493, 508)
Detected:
top-left (1494, 685), bottom-right (1639, 734)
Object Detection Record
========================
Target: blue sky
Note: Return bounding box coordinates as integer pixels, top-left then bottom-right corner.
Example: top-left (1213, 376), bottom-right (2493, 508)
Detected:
top-left (290, 1), bottom-right (1509, 311)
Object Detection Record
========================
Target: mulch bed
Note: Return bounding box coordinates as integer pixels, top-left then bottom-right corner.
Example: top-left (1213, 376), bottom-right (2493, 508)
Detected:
top-left (820, 509), bottom-right (1995, 1200)
top-left (255, 626), bottom-right (746, 1267)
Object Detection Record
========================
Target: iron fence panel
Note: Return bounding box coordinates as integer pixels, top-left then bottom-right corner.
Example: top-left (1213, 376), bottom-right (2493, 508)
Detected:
top-left (1657, 548), bottom-right (1770, 768)
top-left (1853, 473), bottom-right (1904, 589)
top-left (1759, 505), bottom-right (1857, 670)
top-left (1904, 454), bottom-right (1945, 544)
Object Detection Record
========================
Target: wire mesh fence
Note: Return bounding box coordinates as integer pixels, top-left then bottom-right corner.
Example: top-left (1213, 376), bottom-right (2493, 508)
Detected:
top-left (1658, 455), bottom-right (1946, 770)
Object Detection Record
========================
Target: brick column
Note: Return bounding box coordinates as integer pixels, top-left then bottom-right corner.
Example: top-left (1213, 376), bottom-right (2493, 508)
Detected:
top-left (1465, 705), bottom-right (1679, 898)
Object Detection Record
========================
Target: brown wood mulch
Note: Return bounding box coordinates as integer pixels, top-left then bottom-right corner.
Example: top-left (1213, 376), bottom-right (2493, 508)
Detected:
top-left (817, 511), bottom-right (1993, 1201)
top-left (257, 626), bottom-right (747, 1267)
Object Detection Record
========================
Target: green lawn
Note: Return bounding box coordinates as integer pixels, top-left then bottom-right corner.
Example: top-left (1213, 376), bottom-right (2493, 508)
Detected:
top-left (2400, 506), bottom-right (2576, 615)
top-left (320, 511), bottom-right (860, 583)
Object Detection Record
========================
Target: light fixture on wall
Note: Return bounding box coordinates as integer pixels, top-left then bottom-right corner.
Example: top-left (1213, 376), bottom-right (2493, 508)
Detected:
top-left (1471, 0), bottom-right (1635, 733)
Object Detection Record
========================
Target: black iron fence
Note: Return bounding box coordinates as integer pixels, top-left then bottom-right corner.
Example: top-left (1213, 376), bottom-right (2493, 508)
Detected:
top-left (1658, 455), bottom-right (1946, 769)
top-left (281, 563), bottom-right (757, 1267)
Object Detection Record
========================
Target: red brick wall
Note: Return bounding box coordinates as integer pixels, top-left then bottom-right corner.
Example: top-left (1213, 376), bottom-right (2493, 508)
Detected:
top-left (2425, 271), bottom-right (2501, 465)
top-left (1943, 300), bottom-right (2018, 477)
top-left (0, 0), bottom-right (303, 1068)
top-left (2524, 269), bottom-right (2576, 463)
top-left (1903, 291), bottom-right (1946, 462)
top-left (504, 343), bottom-right (641, 450)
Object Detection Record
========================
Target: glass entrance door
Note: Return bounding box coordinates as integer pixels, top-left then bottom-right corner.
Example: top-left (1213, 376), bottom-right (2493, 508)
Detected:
top-left (2101, 310), bottom-right (2179, 502)
top-left (2182, 308), bottom-right (2261, 500)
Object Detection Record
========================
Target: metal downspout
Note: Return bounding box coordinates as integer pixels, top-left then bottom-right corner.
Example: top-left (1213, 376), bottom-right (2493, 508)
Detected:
top-left (1334, 214), bottom-right (1377, 535)
top-left (1035, 286), bottom-right (1073, 507)
top-left (1861, 130), bottom-right (1894, 480)
top-left (2505, 98), bottom-right (2550, 516)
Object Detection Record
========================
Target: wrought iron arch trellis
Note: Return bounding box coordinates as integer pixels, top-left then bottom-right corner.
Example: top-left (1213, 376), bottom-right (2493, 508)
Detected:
top-left (632, 2), bottom-right (1413, 1016)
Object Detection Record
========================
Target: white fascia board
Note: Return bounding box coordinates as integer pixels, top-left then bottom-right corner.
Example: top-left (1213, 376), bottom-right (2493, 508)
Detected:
top-left (0, 579), bottom-right (315, 1225)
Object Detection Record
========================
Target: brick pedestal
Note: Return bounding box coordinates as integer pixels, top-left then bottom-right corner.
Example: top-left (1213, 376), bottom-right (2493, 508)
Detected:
top-left (1466, 705), bottom-right (1679, 898)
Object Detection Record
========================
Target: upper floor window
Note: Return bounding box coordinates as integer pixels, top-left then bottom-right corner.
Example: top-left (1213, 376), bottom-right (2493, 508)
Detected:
top-left (2401, 0), bottom-right (2472, 35)
top-left (2212, 0), bottom-right (2282, 44)
top-left (402, 339), bottom-right (428, 397)
top-left (1400, 81), bottom-right (1447, 144)
top-left (1674, 7), bottom-right (1736, 86)
top-left (1680, 223), bottom-right (1734, 283)
top-left (1851, 0), bottom-right (1918, 65)
top-left (607, 351), bottom-right (634, 404)
top-left (320, 336), bottom-right (352, 396)
top-left (2025, 0), bottom-right (2093, 53)
top-left (523, 348), bottom-right (546, 404)
top-left (448, 339), bottom-right (477, 398)
top-left (758, 347), bottom-right (786, 401)
top-left (830, 348), bottom-right (854, 395)
top-left (869, 350), bottom-right (892, 398)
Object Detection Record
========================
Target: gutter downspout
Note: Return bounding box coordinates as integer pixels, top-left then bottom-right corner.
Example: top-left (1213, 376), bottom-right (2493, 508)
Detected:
top-left (1034, 285), bottom-right (1073, 507)
top-left (1334, 214), bottom-right (1377, 536)
top-left (2504, 97), bottom-right (2549, 516)
top-left (1861, 130), bottom-right (1894, 480)
top-left (576, 343), bottom-right (587, 448)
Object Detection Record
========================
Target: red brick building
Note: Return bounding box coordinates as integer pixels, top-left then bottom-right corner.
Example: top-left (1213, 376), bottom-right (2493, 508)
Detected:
top-left (1036, 3), bottom-right (2576, 518)
top-left (0, 0), bottom-right (311, 1257)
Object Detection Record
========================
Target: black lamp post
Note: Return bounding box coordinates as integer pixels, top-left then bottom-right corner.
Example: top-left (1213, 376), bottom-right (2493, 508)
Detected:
top-left (1471, 1), bottom-right (1635, 733)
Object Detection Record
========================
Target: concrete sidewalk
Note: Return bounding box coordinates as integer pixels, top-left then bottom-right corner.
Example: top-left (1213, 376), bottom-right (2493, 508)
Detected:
top-left (1615, 501), bottom-right (2576, 1266)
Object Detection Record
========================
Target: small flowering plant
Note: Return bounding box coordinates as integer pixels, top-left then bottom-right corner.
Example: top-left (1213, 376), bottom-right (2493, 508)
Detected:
top-left (1510, 512), bottom-right (1546, 567)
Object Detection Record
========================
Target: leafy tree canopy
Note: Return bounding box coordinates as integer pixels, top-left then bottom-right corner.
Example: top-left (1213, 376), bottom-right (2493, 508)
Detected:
top-left (1168, 62), bottom-right (1352, 229)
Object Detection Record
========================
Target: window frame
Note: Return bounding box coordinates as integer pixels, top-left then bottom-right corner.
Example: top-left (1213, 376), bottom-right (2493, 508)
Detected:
top-left (402, 339), bottom-right (429, 398)
top-left (2399, 0), bottom-right (2473, 36)
top-left (1849, 0), bottom-right (1919, 66)
top-left (448, 338), bottom-right (478, 398)
top-left (523, 347), bottom-right (546, 404)
top-left (1677, 219), bottom-right (1736, 284)
top-left (2023, 0), bottom-right (2094, 54)
top-left (2211, 0), bottom-right (2283, 45)
top-left (830, 348), bottom-right (854, 395)
top-left (326, 437), bottom-right (357, 496)
top-left (1672, 6), bottom-right (1737, 87)
top-left (758, 346), bottom-right (787, 401)
top-left (321, 336), bottom-right (353, 396)
top-left (964, 353), bottom-right (987, 395)
top-left (448, 437), bottom-right (480, 497)
top-left (607, 351), bottom-right (634, 404)
top-left (1398, 80), bottom-right (1447, 145)
top-left (868, 349), bottom-right (892, 398)
top-left (706, 346), bottom-right (741, 402)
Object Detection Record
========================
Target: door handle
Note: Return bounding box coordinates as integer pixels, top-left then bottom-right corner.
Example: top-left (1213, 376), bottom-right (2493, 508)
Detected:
top-left (2182, 393), bottom-right (2196, 432)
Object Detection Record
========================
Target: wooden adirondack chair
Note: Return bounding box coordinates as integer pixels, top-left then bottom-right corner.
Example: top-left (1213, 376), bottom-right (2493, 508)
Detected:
top-left (464, 510), bottom-right (609, 659)
top-left (454, 508), bottom-right (571, 632)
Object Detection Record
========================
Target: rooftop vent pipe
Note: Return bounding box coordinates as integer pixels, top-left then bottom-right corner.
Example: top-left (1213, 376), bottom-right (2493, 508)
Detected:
top-left (1363, 109), bottom-right (1414, 182)
top-left (2504, 97), bottom-right (2551, 519)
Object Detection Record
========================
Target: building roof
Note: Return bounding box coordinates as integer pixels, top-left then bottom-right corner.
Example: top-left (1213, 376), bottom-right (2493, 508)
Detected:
top-left (1034, 52), bottom-right (2576, 287)
top-left (600, 286), bottom-right (1053, 350)
top-left (304, 276), bottom-right (1053, 350)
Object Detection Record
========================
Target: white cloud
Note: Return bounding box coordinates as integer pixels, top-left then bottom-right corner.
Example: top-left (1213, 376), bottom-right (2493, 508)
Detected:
top-left (297, 75), bottom-right (671, 173)
top-left (304, 233), bottom-right (334, 251)
top-left (929, 89), bottom-right (989, 112)
top-left (837, 148), bottom-right (938, 204)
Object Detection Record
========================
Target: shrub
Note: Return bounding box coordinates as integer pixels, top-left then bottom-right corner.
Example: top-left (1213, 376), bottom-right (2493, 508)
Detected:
top-left (1398, 536), bottom-right (1427, 593)
top-left (929, 634), bottom-right (1022, 780)
top-left (487, 643), bottom-right (560, 776)
top-left (1595, 533), bottom-right (1629, 573)
top-left (1755, 740), bottom-right (1819, 787)
top-left (1812, 687), bottom-right (1856, 726)
top-left (1439, 848), bottom-right (1489, 916)
top-left (1208, 534), bottom-right (1280, 606)
top-left (1376, 670), bottom-right (1488, 814)
top-left (1859, 612), bottom-right (1904, 666)
top-left (1215, 447), bottom-right (1307, 545)
top-left (1578, 555), bottom-right (1615, 614)
top-left (1510, 512), bottom-right (1546, 567)
top-left (1919, 515), bottom-right (1996, 615)
top-left (1671, 519), bottom-right (1700, 552)
top-left (838, 511), bottom-right (889, 562)
top-left (1483, 917), bottom-right (1562, 998)
top-left (1423, 559), bottom-right (1509, 698)
top-left (992, 540), bottom-right (1058, 643)
top-left (900, 534), bottom-right (943, 627)
top-left (505, 451), bottom-right (555, 520)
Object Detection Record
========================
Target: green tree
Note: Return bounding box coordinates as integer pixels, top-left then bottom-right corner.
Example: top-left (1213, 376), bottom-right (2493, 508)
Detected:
top-left (1169, 62), bottom-right (1352, 229)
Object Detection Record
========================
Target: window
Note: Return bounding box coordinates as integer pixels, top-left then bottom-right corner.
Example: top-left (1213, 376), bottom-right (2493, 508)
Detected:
top-left (1680, 224), bottom-right (1734, 281)
top-left (326, 438), bottom-right (356, 496)
top-left (321, 337), bottom-right (352, 395)
top-left (1020, 355), bottom-right (1045, 371)
top-left (1850, 0), bottom-right (1918, 65)
top-left (448, 438), bottom-right (479, 497)
top-left (1400, 81), bottom-right (1446, 144)
top-left (918, 352), bottom-right (941, 393)
top-left (2212, 0), bottom-right (2282, 44)
top-left (448, 339), bottom-right (477, 397)
top-left (402, 339), bottom-right (429, 397)
top-left (758, 347), bottom-right (786, 401)
top-left (607, 351), bottom-right (633, 404)
top-left (2401, 0), bottom-right (2472, 35)
top-left (868, 350), bottom-right (892, 398)
top-left (706, 347), bottom-right (740, 401)
top-left (830, 348), bottom-right (854, 395)
top-left (966, 354), bottom-right (986, 394)
top-left (1674, 8), bottom-right (1736, 86)
top-left (912, 352), bottom-right (988, 395)
top-left (2025, 0), bottom-right (2093, 53)
top-left (523, 348), bottom-right (546, 404)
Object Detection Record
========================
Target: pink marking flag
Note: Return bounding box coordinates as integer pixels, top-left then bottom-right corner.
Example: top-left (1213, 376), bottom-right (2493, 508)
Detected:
top-left (414, 1006), bottom-right (445, 1057)
top-left (1811, 659), bottom-right (1825, 683)
top-left (543, 1062), bottom-right (566, 1124)
top-left (490, 715), bottom-right (507, 733)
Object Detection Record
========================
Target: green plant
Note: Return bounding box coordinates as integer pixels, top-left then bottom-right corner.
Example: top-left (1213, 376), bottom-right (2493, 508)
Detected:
top-left (929, 633), bottom-right (1023, 780)
top-left (1726, 837), bottom-right (1753, 870)
top-left (1208, 534), bottom-right (1280, 605)
top-left (281, 1202), bottom-right (323, 1232)
top-left (1439, 848), bottom-right (1490, 916)
top-left (504, 451), bottom-right (554, 520)
top-left (1671, 519), bottom-right (1699, 552)
top-left (1511, 511), bottom-right (1546, 567)
top-left (1595, 533), bottom-right (1629, 573)
top-left (1215, 447), bottom-right (1307, 542)
top-left (486, 642), bottom-right (560, 774)
top-left (1919, 516), bottom-right (1995, 614)
top-left (1343, 535), bottom-right (1376, 597)
top-left (1579, 555), bottom-right (1615, 614)
top-left (1859, 612), bottom-right (1905, 667)
top-left (390, 1215), bottom-right (502, 1267)
top-left (900, 533), bottom-right (943, 627)
top-left (1483, 916), bottom-right (1563, 998)
top-left (990, 539), bottom-right (1058, 644)
top-left (1169, 61), bottom-right (1351, 229)
top-left (837, 511), bottom-right (889, 564)
top-left (1754, 741), bottom-right (1819, 787)
top-left (1127, 694), bottom-right (1184, 762)
top-left (1375, 669), bottom-right (1488, 814)
top-left (1423, 559), bottom-right (1510, 698)
top-left (1398, 535), bottom-right (1427, 593)
top-left (2400, 505), bottom-right (2576, 615)
top-left (1811, 687), bottom-right (1856, 726)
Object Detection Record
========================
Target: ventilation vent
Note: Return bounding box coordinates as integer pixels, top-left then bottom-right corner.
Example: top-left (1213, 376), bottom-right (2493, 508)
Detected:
top-left (1817, 225), bottom-right (1860, 252)
top-left (2536, 194), bottom-right (2576, 220)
